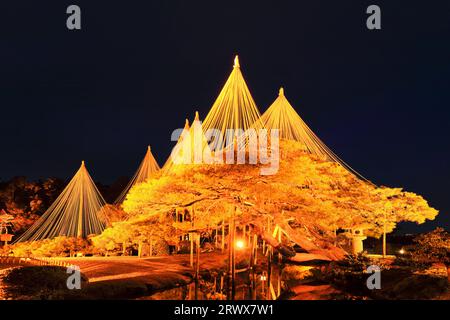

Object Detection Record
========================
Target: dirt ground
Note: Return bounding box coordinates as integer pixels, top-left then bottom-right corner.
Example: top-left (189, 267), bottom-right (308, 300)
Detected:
top-left (54, 253), bottom-right (227, 288)
top-left (0, 253), bottom-right (229, 299)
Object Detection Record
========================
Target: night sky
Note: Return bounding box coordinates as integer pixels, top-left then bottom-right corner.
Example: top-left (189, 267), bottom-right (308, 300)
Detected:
top-left (1, 1), bottom-right (449, 232)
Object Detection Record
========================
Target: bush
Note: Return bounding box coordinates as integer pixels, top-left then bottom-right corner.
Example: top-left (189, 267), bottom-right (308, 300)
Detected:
top-left (412, 228), bottom-right (450, 266)
top-left (7, 237), bottom-right (91, 257)
top-left (151, 240), bottom-right (170, 256)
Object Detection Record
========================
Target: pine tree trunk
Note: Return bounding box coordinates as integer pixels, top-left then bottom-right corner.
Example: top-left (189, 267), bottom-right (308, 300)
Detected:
top-left (138, 241), bottom-right (143, 258)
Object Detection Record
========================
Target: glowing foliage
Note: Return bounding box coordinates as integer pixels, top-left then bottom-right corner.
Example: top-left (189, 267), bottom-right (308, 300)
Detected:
top-left (413, 228), bottom-right (450, 265)
top-left (120, 140), bottom-right (438, 243)
top-left (5, 236), bottom-right (91, 257)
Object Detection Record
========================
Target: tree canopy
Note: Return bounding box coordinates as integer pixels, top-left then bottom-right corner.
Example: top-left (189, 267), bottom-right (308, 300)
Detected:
top-left (111, 140), bottom-right (437, 248)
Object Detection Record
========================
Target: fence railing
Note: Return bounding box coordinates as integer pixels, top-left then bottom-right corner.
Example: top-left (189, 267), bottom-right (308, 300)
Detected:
top-left (0, 256), bottom-right (73, 268)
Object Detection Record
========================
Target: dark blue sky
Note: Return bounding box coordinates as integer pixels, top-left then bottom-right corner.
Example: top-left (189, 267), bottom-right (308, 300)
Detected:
top-left (1, 1), bottom-right (449, 232)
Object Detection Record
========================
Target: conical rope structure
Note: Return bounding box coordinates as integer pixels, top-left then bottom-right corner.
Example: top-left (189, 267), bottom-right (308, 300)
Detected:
top-left (162, 112), bottom-right (212, 174)
top-left (114, 146), bottom-right (160, 204)
top-left (261, 87), bottom-right (370, 182)
top-left (202, 55), bottom-right (264, 151)
top-left (162, 118), bottom-right (191, 174)
top-left (14, 161), bottom-right (107, 242)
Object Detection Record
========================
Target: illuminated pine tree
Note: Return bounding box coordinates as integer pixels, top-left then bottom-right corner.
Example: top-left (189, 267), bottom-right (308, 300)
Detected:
top-left (262, 87), bottom-right (368, 181)
top-left (115, 146), bottom-right (160, 204)
top-left (202, 55), bottom-right (264, 150)
top-left (162, 112), bottom-right (213, 175)
top-left (15, 161), bottom-right (107, 242)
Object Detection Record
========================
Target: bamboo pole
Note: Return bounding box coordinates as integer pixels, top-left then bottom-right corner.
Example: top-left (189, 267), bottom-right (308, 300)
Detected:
top-left (77, 162), bottom-right (84, 238)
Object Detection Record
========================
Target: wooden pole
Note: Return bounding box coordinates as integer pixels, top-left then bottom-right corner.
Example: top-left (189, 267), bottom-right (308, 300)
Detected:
top-left (383, 212), bottom-right (387, 257)
top-left (215, 226), bottom-right (218, 248)
top-left (228, 219), bottom-right (233, 300)
top-left (231, 212), bottom-right (236, 300)
top-left (195, 233), bottom-right (200, 300)
top-left (250, 232), bottom-right (256, 300)
top-left (220, 275), bottom-right (224, 298)
top-left (188, 282), bottom-right (192, 300)
top-left (227, 207), bottom-right (236, 300)
top-left (261, 272), bottom-right (266, 296)
top-left (277, 228), bottom-right (282, 297)
top-left (221, 219), bottom-right (225, 252)
top-left (138, 241), bottom-right (143, 258)
top-left (253, 234), bottom-right (258, 265)
top-left (267, 246), bottom-right (272, 300)
top-left (190, 233), bottom-right (194, 267)
top-left (196, 233), bottom-right (200, 278)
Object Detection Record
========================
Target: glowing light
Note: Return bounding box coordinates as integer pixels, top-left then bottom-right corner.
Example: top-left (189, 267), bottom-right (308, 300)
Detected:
top-left (233, 55), bottom-right (240, 68)
top-left (399, 248), bottom-right (405, 255)
top-left (235, 239), bottom-right (245, 249)
top-left (260, 274), bottom-right (267, 281)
